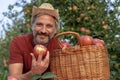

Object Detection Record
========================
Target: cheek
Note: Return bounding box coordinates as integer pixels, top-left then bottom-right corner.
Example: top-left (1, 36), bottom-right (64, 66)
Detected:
top-left (53, 28), bottom-right (57, 33)
top-left (50, 28), bottom-right (57, 35)
top-left (32, 27), bottom-right (37, 37)
top-left (32, 27), bottom-right (39, 33)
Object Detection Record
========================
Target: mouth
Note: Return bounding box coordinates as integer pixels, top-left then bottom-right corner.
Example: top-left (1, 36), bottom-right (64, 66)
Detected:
top-left (37, 34), bottom-right (48, 40)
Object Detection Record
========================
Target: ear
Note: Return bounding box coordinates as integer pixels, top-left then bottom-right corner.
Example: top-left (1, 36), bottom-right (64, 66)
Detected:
top-left (54, 27), bottom-right (58, 34)
top-left (31, 24), bottom-right (35, 31)
top-left (31, 26), bottom-right (33, 31)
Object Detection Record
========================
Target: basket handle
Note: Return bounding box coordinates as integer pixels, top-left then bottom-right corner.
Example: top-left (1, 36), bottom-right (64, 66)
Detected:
top-left (54, 31), bottom-right (81, 48)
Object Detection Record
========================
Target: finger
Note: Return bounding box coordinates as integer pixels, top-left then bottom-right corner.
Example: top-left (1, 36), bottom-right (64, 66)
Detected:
top-left (37, 53), bottom-right (43, 62)
top-left (43, 51), bottom-right (50, 63)
top-left (30, 53), bottom-right (36, 64)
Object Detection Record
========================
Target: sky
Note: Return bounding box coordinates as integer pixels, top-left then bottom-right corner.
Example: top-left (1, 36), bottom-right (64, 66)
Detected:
top-left (0, 0), bottom-right (16, 19)
top-left (0, 0), bottom-right (19, 38)
top-left (0, 0), bottom-right (30, 38)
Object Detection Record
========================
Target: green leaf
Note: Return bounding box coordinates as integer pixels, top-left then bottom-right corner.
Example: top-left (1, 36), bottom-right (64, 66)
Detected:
top-left (41, 72), bottom-right (57, 79)
top-left (30, 74), bottom-right (41, 80)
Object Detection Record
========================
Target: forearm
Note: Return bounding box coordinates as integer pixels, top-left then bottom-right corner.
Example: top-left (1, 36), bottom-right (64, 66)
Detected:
top-left (16, 71), bottom-right (33, 80)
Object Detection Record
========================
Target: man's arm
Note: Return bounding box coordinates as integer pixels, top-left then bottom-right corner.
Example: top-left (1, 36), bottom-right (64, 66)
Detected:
top-left (9, 63), bottom-right (33, 80)
top-left (9, 63), bottom-right (23, 75)
top-left (8, 52), bottom-right (50, 80)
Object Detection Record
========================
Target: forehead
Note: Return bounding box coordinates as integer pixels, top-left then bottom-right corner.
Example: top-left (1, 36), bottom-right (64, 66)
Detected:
top-left (36, 14), bottom-right (55, 21)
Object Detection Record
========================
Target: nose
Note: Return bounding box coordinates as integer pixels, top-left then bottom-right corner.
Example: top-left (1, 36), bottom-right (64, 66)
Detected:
top-left (41, 26), bottom-right (47, 33)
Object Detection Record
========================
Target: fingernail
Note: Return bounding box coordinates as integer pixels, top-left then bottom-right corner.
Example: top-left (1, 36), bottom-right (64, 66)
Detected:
top-left (30, 53), bottom-right (33, 56)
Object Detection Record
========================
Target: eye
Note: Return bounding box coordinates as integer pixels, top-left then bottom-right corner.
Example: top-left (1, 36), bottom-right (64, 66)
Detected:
top-left (47, 24), bottom-right (54, 28)
top-left (36, 23), bottom-right (43, 27)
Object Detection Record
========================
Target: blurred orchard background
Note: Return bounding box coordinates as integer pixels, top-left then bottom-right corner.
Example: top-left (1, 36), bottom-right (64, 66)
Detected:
top-left (0, 0), bottom-right (120, 79)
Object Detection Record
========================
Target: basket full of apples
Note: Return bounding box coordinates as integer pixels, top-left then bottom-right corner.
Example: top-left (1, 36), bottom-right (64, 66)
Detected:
top-left (50, 31), bottom-right (110, 80)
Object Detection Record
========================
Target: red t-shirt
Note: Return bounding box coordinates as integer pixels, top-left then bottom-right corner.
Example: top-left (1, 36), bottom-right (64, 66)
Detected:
top-left (9, 33), bottom-right (59, 74)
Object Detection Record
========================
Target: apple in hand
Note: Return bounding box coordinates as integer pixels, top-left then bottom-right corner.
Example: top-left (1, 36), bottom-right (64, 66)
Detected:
top-left (8, 76), bottom-right (17, 80)
top-left (80, 35), bottom-right (93, 46)
top-left (93, 38), bottom-right (105, 46)
top-left (33, 45), bottom-right (47, 60)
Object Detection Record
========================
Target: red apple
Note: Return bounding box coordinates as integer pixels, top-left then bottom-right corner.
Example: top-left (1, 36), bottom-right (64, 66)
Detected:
top-left (95, 42), bottom-right (104, 46)
top-left (80, 13), bottom-right (85, 17)
top-left (80, 27), bottom-right (86, 32)
top-left (80, 35), bottom-right (93, 46)
top-left (60, 41), bottom-right (71, 47)
top-left (93, 38), bottom-right (105, 46)
top-left (73, 5), bottom-right (78, 11)
top-left (33, 45), bottom-right (47, 59)
top-left (8, 76), bottom-right (17, 80)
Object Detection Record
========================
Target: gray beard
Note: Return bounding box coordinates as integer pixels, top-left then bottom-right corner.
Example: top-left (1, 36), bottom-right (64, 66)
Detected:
top-left (33, 33), bottom-right (55, 45)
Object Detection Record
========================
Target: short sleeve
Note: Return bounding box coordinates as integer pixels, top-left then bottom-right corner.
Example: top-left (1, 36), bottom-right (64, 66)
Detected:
top-left (8, 37), bottom-right (23, 64)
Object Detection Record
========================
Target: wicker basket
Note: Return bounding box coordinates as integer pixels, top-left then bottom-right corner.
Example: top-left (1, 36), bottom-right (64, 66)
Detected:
top-left (50, 31), bottom-right (110, 80)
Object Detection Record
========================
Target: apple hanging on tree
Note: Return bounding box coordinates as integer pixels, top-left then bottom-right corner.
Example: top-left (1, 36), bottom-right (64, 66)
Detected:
top-left (80, 27), bottom-right (86, 32)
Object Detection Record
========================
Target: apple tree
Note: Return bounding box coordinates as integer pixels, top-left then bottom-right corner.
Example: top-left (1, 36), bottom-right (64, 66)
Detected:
top-left (0, 0), bottom-right (120, 79)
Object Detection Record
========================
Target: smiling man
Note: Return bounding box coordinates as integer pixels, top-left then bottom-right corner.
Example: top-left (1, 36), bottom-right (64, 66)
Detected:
top-left (8, 3), bottom-right (60, 80)
top-left (32, 15), bottom-right (57, 45)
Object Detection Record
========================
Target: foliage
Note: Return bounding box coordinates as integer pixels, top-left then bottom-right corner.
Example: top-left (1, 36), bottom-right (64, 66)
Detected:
top-left (30, 72), bottom-right (57, 80)
top-left (0, 0), bottom-right (120, 79)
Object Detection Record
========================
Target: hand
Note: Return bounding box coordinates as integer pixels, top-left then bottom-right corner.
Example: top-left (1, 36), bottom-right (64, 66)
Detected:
top-left (30, 51), bottom-right (50, 75)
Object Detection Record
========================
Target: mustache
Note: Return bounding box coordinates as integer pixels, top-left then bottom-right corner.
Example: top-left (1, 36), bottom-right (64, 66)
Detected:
top-left (36, 32), bottom-right (49, 36)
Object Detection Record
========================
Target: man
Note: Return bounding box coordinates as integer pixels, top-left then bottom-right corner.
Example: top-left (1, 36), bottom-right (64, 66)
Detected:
top-left (8, 3), bottom-right (60, 80)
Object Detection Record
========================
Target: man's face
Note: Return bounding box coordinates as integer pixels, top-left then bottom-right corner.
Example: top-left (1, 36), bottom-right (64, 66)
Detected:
top-left (32, 14), bottom-right (57, 44)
